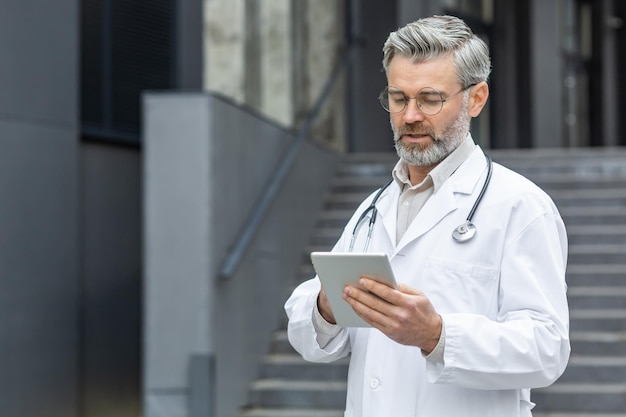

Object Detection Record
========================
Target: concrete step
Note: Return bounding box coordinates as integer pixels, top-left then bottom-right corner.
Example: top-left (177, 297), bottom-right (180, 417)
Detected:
top-left (248, 379), bottom-right (346, 409)
top-left (548, 188), bottom-right (626, 207)
top-left (308, 228), bottom-right (343, 247)
top-left (561, 208), bottom-right (626, 226)
top-left (270, 331), bottom-right (297, 355)
top-left (566, 265), bottom-right (626, 286)
top-left (567, 226), bottom-right (626, 245)
top-left (557, 355), bottom-right (626, 383)
top-left (567, 287), bottom-right (626, 309)
top-left (532, 383), bottom-right (626, 413)
top-left (569, 309), bottom-right (626, 331)
top-left (567, 244), bottom-right (626, 264)
top-left (258, 354), bottom-right (348, 380)
top-left (570, 331), bottom-right (626, 355)
top-left (567, 283), bottom-right (626, 309)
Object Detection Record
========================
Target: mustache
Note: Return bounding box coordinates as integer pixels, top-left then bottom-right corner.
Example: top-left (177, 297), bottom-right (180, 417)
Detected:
top-left (394, 124), bottom-right (439, 142)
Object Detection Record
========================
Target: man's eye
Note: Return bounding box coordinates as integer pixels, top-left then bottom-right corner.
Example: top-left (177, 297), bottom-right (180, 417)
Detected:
top-left (419, 95), bottom-right (441, 106)
top-left (388, 93), bottom-right (406, 102)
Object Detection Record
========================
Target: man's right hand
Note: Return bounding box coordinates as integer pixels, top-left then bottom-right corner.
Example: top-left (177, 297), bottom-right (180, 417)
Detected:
top-left (317, 288), bottom-right (337, 324)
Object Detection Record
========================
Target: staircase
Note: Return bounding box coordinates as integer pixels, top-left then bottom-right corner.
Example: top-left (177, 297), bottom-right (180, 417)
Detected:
top-left (240, 147), bottom-right (626, 417)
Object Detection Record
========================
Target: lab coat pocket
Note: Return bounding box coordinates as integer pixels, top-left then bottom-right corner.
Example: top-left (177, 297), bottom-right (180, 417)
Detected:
top-left (423, 256), bottom-right (499, 315)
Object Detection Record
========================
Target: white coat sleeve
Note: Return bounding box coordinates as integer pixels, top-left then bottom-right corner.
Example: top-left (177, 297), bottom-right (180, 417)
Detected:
top-left (427, 208), bottom-right (570, 390)
top-left (284, 277), bottom-right (351, 363)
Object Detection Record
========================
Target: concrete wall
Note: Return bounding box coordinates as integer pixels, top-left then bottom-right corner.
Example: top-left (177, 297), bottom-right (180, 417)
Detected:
top-left (0, 1), bottom-right (79, 416)
top-left (143, 92), bottom-right (339, 417)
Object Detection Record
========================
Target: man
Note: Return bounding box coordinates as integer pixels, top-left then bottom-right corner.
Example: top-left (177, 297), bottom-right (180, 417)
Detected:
top-left (285, 15), bottom-right (569, 417)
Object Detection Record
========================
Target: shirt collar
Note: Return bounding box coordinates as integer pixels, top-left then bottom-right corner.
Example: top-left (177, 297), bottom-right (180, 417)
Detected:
top-left (392, 134), bottom-right (476, 192)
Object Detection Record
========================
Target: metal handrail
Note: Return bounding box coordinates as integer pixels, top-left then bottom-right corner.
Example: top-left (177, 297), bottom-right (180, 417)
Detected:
top-left (218, 42), bottom-right (358, 281)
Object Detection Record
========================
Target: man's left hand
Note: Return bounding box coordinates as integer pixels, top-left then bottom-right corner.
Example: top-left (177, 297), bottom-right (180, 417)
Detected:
top-left (343, 277), bottom-right (442, 353)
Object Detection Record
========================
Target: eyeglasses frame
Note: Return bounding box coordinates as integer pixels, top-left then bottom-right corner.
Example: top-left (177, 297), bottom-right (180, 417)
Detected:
top-left (378, 83), bottom-right (477, 116)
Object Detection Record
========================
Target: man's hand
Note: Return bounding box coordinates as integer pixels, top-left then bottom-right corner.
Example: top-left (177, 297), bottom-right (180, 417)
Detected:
top-left (343, 278), bottom-right (442, 353)
top-left (317, 288), bottom-right (337, 324)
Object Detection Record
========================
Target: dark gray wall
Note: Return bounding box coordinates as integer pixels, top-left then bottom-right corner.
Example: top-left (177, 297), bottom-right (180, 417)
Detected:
top-left (0, 1), bottom-right (80, 416)
top-left (176, 0), bottom-right (203, 90)
top-left (348, 0), bottom-right (398, 152)
top-left (80, 143), bottom-right (142, 417)
top-left (491, 1), bottom-right (529, 149)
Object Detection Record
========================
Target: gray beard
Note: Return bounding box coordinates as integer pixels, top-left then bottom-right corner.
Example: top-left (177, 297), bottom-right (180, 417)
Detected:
top-left (392, 108), bottom-right (471, 167)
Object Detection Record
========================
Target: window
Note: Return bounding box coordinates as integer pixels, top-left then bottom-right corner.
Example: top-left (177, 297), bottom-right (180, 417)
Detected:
top-left (81, 0), bottom-right (176, 144)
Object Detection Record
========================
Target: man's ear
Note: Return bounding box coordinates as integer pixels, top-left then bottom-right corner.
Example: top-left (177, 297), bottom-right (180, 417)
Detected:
top-left (468, 82), bottom-right (489, 118)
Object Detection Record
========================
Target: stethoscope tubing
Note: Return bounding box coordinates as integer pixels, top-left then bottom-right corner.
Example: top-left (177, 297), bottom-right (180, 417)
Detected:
top-left (349, 178), bottom-right (393, 252)
top-left (466, 155), bottom-right (492, 223)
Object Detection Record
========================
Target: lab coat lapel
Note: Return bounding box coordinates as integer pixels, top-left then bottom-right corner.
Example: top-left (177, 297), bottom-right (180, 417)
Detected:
top-left (375, 182), bottom-right (400, 249)
top-left (393, 183), bottom-right (458, 253)
top-left (393, 148), bottom-right (487, 254)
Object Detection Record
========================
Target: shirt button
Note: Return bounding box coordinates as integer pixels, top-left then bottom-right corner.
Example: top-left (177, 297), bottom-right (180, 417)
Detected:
top-left (402, 201), bottom-right (409, 207)
top-left (370, 378), bottom-right (380, 389)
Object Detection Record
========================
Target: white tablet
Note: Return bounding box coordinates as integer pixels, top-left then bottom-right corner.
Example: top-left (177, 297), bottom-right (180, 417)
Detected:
top-left (310, 252), bottom-right (398, 327)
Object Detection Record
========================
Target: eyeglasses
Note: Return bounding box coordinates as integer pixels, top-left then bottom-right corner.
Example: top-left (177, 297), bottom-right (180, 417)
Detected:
top-left (378, 84), bottom-right (476, 116)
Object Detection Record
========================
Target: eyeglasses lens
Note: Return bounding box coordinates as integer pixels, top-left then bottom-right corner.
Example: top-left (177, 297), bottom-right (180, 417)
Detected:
top-left (379, 87), bottom-right (444, 115)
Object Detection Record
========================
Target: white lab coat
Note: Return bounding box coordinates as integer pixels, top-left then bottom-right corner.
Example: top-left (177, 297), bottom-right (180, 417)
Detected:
top-left (285, 147), bottom-right (570, 417)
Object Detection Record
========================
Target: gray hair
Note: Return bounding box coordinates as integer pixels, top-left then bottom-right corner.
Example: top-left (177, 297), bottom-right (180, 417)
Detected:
top-left (382, 15), bottom-right (491, 86)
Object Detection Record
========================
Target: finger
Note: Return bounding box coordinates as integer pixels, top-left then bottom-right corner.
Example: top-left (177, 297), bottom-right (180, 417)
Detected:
top-left (347, 295), bottom-right (394, 329)
top-left (343, 285), bottom-right (396, 328)
top-left (397, 283), bottom-right (423, 296)
top-left (358, 277), bottom-right (402, 304)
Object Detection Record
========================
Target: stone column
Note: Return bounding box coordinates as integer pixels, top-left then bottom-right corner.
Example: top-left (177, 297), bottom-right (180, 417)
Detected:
top-left (306, 0), bottom-right (346, 151)
top-left (260, 0), bottom-right (293, 126)
top-left (530, 0), bottom-right (563, 147)
top-left (204, 0), bottom-right (247, 103)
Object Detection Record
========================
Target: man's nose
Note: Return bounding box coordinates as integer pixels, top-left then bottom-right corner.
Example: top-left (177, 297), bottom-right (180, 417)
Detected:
top-left (402, 98), bottom-right (426, 123)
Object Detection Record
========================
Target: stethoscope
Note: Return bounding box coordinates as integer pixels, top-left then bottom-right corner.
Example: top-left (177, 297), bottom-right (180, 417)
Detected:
top-left (349, 154), bottom-right (493, 252)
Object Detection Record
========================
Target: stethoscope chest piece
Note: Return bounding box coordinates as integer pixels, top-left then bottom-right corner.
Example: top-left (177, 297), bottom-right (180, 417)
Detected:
top-left (452, 221), bottom-right (476, 243)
